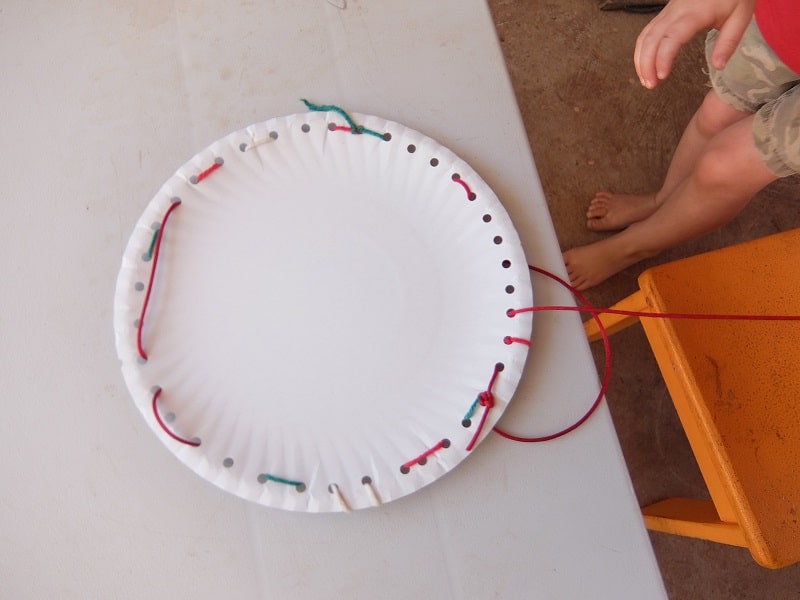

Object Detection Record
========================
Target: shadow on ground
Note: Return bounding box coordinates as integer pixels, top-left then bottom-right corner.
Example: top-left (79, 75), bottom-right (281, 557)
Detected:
top-left (488, 1), bottom-right (800, 597)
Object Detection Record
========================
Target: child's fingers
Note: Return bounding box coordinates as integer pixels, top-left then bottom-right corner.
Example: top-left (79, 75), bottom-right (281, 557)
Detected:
top-left (633, 21), bottom-right (657, 88)
top-left (654, 35), bottom-right (685, 84)
top-left (709, 4), bottom-right (752, 70)
top-left (635, 0), bottom-right (755, 86)
top-left (634, 20), bottom-right (664, 88)
top-left (635, 16), bottom-right (696, 89)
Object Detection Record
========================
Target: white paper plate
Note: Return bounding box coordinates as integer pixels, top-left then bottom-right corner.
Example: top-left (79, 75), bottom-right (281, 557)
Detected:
top-left (114, 110), bottom-right (533, 512)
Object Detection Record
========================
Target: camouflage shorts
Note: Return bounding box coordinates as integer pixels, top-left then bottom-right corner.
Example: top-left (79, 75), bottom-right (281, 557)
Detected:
top-left (706, 19), bottom-right (800, 177)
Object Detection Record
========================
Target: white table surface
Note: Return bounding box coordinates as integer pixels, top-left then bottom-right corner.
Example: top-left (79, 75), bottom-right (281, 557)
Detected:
top-left (0, 1), bottom-right (666, 598)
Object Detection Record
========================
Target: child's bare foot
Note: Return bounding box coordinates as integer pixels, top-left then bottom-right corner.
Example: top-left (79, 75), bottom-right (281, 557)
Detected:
top-left (586, 192), bottom-right (658, 232)
top-left (563, 235), bottom-right (652, 290)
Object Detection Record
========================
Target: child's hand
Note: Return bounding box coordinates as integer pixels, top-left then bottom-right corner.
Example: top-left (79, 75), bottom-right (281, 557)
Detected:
top-left (633, 0), bottom-right (756, 89)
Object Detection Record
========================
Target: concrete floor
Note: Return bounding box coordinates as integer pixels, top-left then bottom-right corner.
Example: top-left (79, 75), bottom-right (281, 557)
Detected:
top-left (487, 1), bottom-right (800, 598)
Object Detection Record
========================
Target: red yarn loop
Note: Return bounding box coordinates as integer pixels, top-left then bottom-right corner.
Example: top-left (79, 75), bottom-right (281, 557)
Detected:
top-left (495, 263), bottom-right (800, 444)
top-left (493, 264), bottom-right (611, 444)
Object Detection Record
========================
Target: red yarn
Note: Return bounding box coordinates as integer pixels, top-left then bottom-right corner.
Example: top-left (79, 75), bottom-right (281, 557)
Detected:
top-left (193, 160), bottom-right (222, 183)
top-left (503, 336), bottom-right (531, 347)
top-left (402, 438), bottom-right (450, 470)
top-left (151, 387), bottom-right (201, 447)
top-left (452, 175), bottom-right (476, 200)
top-left (508, 304), bottom-right (800, 322)
top-left (136, 199), bottom-right (181, 361)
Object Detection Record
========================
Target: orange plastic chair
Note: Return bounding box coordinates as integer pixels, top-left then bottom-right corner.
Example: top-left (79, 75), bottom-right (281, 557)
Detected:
top-left (584, 229), bottom-right (800, 568)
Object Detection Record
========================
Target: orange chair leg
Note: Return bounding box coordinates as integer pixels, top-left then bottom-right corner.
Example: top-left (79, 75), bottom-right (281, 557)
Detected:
top-left (642, 497), bottom-right (747, 547)
top-left (584, 290), bottom-right (649, 342)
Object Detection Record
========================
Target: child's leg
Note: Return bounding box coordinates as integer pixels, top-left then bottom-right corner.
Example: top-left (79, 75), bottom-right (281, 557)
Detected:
top-left (564, 114), bottom-right (778, 290)
top-left (586, 89), bottom-right (751, 232)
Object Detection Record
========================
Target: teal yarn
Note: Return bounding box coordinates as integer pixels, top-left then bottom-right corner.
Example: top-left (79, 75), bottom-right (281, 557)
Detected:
top-left (144, 226), bottom-right (160, 261)
top-left (262, 473), bottom-right (304, 488)
top-left (463, 397), bottom-right (480, 422)
top-left (301, 98), bottom-right (358, 130)
top-left (300, 99), bottom-right (388, 140)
